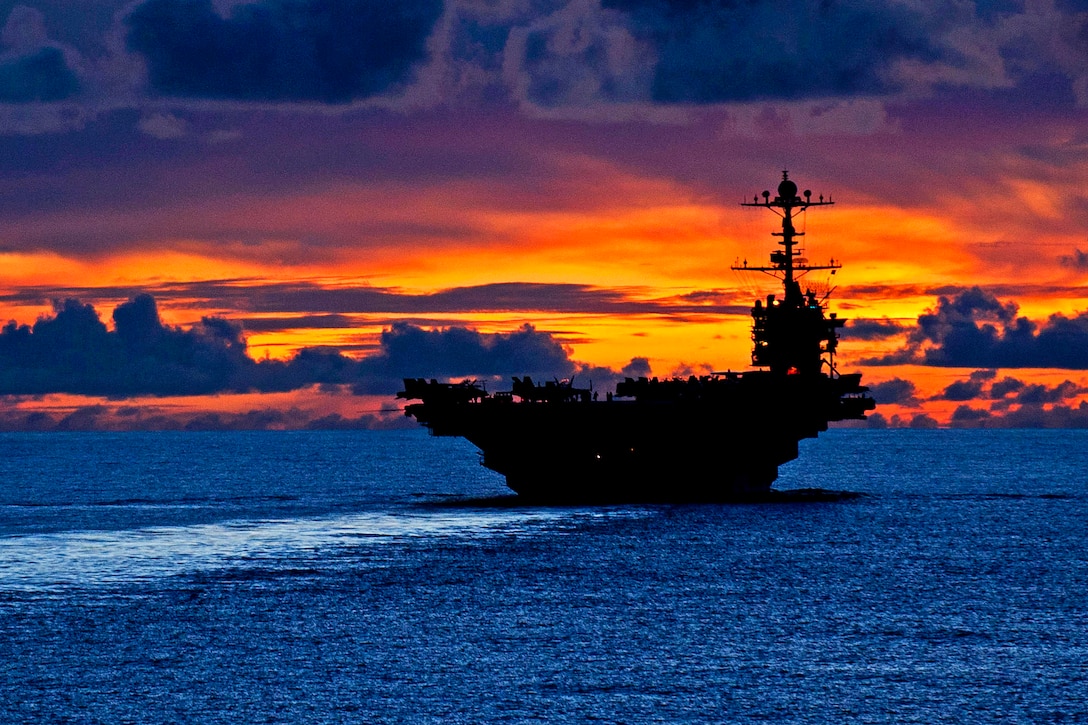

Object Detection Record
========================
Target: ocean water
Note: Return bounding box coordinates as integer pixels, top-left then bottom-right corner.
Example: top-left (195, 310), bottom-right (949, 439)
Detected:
top-left (1, 428), bottom-right (1086, 724)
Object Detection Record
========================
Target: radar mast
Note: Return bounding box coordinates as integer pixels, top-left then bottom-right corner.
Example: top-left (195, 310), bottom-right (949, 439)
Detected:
top-left (732, 171), bottom-right (846, 376)
top-left (732, 170), bottom-right (839, 287)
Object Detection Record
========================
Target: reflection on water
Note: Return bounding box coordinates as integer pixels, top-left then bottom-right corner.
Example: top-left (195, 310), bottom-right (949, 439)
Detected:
top-left (0, 509), bottom-right (575, 591)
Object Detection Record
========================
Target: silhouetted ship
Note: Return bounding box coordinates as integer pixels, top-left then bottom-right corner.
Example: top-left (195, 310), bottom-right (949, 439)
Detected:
top-left (397, 172), bottom-right (876, 502)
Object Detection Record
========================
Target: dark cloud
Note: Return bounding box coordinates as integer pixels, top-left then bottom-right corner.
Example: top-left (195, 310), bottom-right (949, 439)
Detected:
top-left (0, 294), bottom-right (260, 396)
top-left (125, 0), bottom-right (442, 101)
top-left (938, 379), bottom-right (985, 401)
top-left (950, 404), bottom-right (992, 427)
top-left (1059, 248), bottom-right (1088, 269)
top-left (356, 321), bottom-right (577, 389)
top-left (0, 6), bottom-right (81, 103)
top-left (849, 400), bottom-right (1088, 429)
top-left (353, 320), bottom-right (651, 394)
top-left (906, 372), bottom-right (1087, 418)
top-left (498, 1), bottom-right (1088, 120)
top-left (0, 293), bottom-right (631, 398)
top-left (909, 414), bottom-right (939, 429)
top-left (601, 0), bottom-right (936, 103)
top-left (928, 370), bottom-right (1081, 406)
top-left (842, 318), bottom-right (906, 341)
top-left (503, 0), bottom-right (1018, 113)
top-left (865, 287), bottom-right (1088, 369)
top-left (864, 411), bottom-right (888, 428)
top-left (1012, 380), bottom-right (1082, 405)
top-left (55, 404), bottom-right (108, 431)
top-left (846, 283), bottom-right (1088, 301)
top-left (621, 357), bottom-right (651, 378)
top-left (992, 402), bottom-right (1088, 429)
top-left (1, 0), bottom-right (1085, 130)
top-left (0, 46), bottom-right (79, 102)
top-left (945, 400), bottom-right (1088, 429)
top-left (868, 377), bottom-right (918, 405)
top-left (989, 376), bottom-right (1025, 398)
top-left (239, 314), bottom-right (356, 332)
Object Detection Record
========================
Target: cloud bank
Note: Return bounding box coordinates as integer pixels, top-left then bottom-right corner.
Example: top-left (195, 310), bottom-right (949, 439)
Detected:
top-left (0, 293), bottom-right (633, 397)
top-left (865, 287), bottom-right (1088, 369)
top-left (0, 0), bottom-right (1085, 132)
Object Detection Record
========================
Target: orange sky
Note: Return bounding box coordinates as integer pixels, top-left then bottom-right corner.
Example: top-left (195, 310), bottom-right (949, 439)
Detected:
top-left (5, 144), bottom-right (1088, 431)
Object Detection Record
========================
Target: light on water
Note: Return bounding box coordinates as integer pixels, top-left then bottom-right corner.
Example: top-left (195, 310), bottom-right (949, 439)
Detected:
top-left (0, 510), bottom-right (571, 592)
top-left (2, 429), bottom-right (1087, 723)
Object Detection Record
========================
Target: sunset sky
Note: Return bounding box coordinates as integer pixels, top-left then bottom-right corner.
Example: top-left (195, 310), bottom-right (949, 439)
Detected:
top-left (1, 0), bottom-right (1087, 430)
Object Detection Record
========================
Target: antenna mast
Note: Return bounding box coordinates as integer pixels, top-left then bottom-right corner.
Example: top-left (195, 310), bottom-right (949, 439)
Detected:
top-left (732, 170), bottom-right (839, 284)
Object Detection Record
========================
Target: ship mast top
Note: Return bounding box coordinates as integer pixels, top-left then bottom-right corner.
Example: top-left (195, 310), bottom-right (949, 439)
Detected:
top-left (732, 170), bottom-right (839, 288)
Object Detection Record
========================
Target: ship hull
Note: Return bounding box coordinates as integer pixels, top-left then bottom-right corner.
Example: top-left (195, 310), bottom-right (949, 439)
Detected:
top-left (469, 404), bottom-right (791, 502)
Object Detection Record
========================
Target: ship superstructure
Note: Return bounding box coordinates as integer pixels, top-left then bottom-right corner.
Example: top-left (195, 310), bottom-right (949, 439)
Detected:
top-left (397, 172), bottom-right (875, 502)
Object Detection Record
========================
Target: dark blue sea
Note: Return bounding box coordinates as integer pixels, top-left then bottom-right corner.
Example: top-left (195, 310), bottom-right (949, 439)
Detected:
top-left (2, 428), bottom-right (1086, 724)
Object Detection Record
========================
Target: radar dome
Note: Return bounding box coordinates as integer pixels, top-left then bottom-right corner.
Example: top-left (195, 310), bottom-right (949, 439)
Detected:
top-left (778, 177), bottom-right (798, 200)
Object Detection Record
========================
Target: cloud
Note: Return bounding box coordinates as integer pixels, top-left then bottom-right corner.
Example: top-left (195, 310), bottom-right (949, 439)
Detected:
top-left (861, 400), bottom-right (1088, 430)
top-left (908, 414), bottom-right (939, 429)
top-left (356, 321), bottom-right (577, 389)
top-left (935, 369), bottom-right (999, 401)
top-left (991, 402), bottom-right (1088, 429)
top-left (238, 314), bottom-right (357, 332)
top-left (501, 0), bottom-right (1088, 114)
top-left (864, 287), bottom-right (1088, 369)
top-left (124, 0), bottom-right (443, 102)
top-left (989, 375), bottom-right (1025, 399)
top-left (0, 46), bottom-right (79, 102)
top-left (926, 368), bottom-right (1080, 403)
top-left (950, 404), bottom-right (992, 427)
top-left (607, 0), bottom-right (938, 104)
top-left (938, 379), bottom-right (985, 401)
top-left (304, 412), bottom-right (390, 430)
top-left (0, 294), bottom-right (257, 395)
top-left (842, 317), bottom-right (906, 341)
top-left (934, 369), bottom-right (1083, 409)
top-left (503, 0), bottom-right (656, 110)
top-left (947, 400), bottom-right (1088, 429)
top-left (0, 293), bottom-right (635, 398)
top-left (137, 111), bottom-right (188, 138)
top-left (995, 0), bottom-right (1088, 106)
top-left (0, 0), bottom-right (1084, 137)
top-left (1010, 380), bottom-right (1082, 405)
top-left (55, 404), bottom-right (109, 431)
top-left (0, 7), bottom-right (80, 103)
top-left (1059, 248), bottom-right (1088, 269)
top-left (868, 377), bottom-right (919, 406)
top-left (853, 369), bottom-right (1088, 428)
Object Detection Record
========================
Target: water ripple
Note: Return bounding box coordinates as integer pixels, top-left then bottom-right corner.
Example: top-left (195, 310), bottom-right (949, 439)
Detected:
top-left (0, 509), bottom-right (572, 592)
